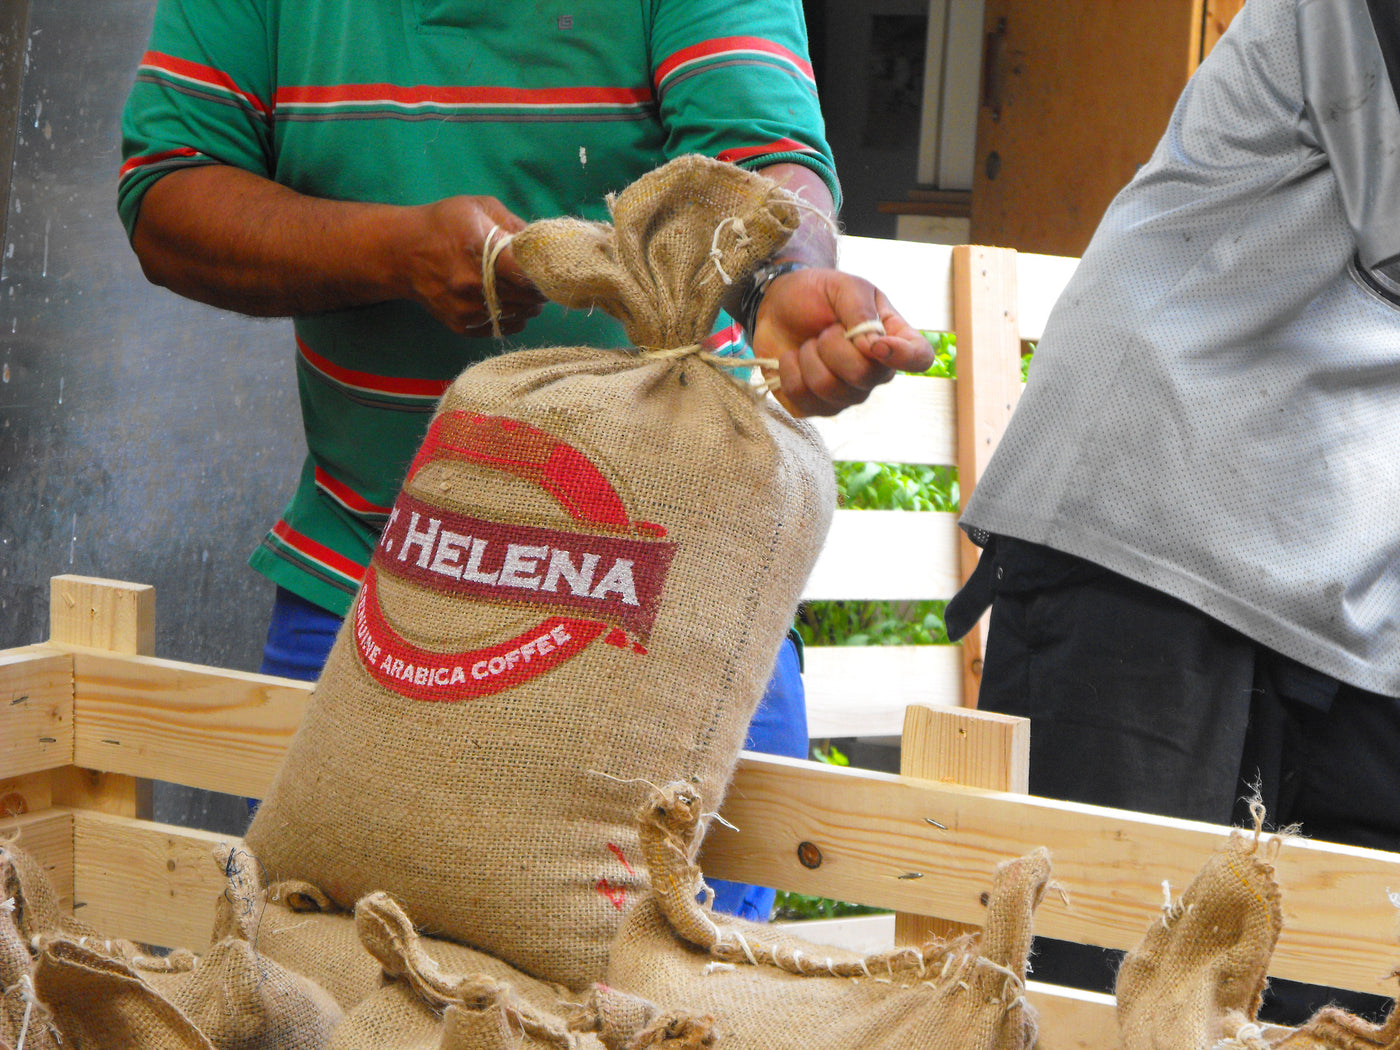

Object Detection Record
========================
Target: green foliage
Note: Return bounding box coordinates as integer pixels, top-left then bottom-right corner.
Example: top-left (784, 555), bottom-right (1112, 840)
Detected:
top-left (772, 891), bottom-right (888, 922)
top-left (811, 741), bottom-right (849, 766)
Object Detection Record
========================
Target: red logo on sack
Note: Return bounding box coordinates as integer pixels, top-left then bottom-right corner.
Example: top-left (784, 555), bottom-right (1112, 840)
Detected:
top-left (353, 412), bottom-right (675, 701)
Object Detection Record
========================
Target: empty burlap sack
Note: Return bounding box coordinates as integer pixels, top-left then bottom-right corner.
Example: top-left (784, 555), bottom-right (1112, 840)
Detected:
top-left (588, 782), bottom-right (1044, 1050)
top-left (1118, 822), bottom-right (1400, 1050)
top-left (329, 892), bottom-right (605, 1050)
top-left (2, 885), bottom-right (57, 1050)
top-left (33, 843), bottom-right (341, 1050)
top-left (247, 153), bottom-right (836, 988)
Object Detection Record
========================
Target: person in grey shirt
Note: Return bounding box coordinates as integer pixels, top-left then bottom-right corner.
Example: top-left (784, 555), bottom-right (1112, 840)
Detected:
top-left (946, 0), bottom-right (1400, 1021)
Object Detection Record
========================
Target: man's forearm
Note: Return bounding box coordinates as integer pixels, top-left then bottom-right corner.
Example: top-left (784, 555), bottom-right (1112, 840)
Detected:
top-left (759, 162), bottom-right (838, 269)
top-left (130, 165), bottom-right (420, 316)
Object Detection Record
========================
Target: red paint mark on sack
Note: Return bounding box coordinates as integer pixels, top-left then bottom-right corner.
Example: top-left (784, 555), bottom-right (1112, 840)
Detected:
top-left (604, 628), bottom-right (629, 649)
top-left (607, 843), bottom-right (635, 875)
top-left (596, 878), bottom-right (628, 910)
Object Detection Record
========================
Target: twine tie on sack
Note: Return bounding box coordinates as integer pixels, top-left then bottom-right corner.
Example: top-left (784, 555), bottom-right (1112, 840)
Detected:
top-left (482, 225), bottom-right (516, 339)
top-left (484, 224), bottom-right (785, 392)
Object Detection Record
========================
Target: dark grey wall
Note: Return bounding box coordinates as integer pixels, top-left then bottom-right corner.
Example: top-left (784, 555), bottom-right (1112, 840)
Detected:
top-left (1, 0), bottom-right (29, 236)
top-left (0, 0), bottom-right (304, 675)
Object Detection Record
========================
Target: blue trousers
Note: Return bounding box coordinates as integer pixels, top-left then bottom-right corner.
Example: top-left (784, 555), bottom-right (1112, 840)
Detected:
top-left (259, 587), bottom-right (807, 921)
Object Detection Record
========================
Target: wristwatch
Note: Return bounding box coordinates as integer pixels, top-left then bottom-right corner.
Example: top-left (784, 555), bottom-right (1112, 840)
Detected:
top-left (738, 259), bottom-right (810, 343)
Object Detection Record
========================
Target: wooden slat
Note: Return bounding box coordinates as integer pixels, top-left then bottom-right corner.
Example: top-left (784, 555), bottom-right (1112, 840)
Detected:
top-left (1025, 983), bottom-right (1118, 1050)
top-left (49, 575), bottom-right (155, 656)
top-left (69, 651), bottom-right (311, 799)
top-left (0, 808), bottom-right (76, 916)
top-left (806, 374), bottom-right (955, 467)
top-left (953, 245), bottom-right (1023, 706)
top-left (802, 510), bottom-right (960, 601)
top-left (837, 236), bottom-right (954, 333)
top-left (0, 648), bottom-right (74, 779)
top-left (1015, 252), bottom-right (1080, 342)
top-left (72, 810), bottom-right (225, 950)
top-left (803, 646), bottom-right (961, 739)
top-left (703, 753), bottom-right (1400, 996)
top-left (896, 706), bottom-right (1029, 948)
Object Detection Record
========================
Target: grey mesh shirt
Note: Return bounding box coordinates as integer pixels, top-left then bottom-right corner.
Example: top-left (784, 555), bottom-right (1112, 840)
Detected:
top-left (960, 0), bottom-right (1400, 697)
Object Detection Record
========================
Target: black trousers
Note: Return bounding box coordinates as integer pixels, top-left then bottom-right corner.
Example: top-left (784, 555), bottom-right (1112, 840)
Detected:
top-left (969, 541), bottom-right (1400, 1023)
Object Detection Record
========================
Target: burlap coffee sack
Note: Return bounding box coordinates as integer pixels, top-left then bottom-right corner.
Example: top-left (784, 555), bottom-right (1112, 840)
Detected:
top-left (328, 892), bottom-right (605, 1050)
top-left (247, 153), bottom-right (835, 988)
top-left (594, 783), bottom-right (1045, 1050)
top-left (0, 838), bottom-right (116, 947)
top-left (32, 940), bottom-right (217, 1050)
top-left (1116, 827), bottom-right (1284, 1050)
top-left (2, 890), bottom-right (59, 1050)
top-left (31, 843), bottom-right (340, 1050)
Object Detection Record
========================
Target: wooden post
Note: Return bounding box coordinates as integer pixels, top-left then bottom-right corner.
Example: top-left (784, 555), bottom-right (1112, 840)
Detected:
top-left (893, 703), bottom-right (1029, 947)
top-left (952, 245), bottom-right (1022, 708)
top-left (48, 576), bottom-right (155, 819)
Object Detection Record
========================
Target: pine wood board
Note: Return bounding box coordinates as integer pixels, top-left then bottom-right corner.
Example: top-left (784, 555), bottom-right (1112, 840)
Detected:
top-left (72, 809), bottom-right (228, 950)
top-left (803, 509), bottom-right (961, 602)
top-left (806, 374), bottom-right (956, 467)
top-left (704, 754), bottom-right (1400, 996)
top-left (0, 648), bottom-right (74, 779)
top-left (67, 650), bottom-right (311, 799)
top-left (803, 645), bottom-right (962, 739)
top-left (49, 575), bottom-right (155, 656)
top-left (0, 808), bottom-right (75, 916)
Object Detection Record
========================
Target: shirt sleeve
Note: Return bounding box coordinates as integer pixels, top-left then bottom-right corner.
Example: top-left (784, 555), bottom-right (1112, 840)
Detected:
top-left (647, 0), bottom-right (841, 209)
top-left (117, 0), bottom-right (275, 239)
top-left (1297, 0), bottom-right (1400, 269)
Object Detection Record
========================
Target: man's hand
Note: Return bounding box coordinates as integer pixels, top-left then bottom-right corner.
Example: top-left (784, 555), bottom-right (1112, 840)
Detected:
top-left (132, 164), bottom-right (543, 332)
top-left (401, 196), bottom-right (543, 336)
top-left (753, 267), bottom-right (934, 417)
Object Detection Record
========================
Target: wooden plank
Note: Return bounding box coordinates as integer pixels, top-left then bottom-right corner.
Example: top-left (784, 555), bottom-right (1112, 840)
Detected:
top-left (803, 646), bottom-right (962, 739)
top-left (802, 510), bottom-right (961, 602)
top-left (953, 246), bottom-right (1023, 706)
top-left (836, 236), bottom-right (955, 333)
top-left (1015, 251), bottom-right (1080, 342)
top-left (49, 576), bottom-right (158, 820)
top-left (49, 575), bottom-right (155, 656)
top-left (895, 705), bottom-right (1029, 947)
top-left (806, 374), bottom-right (956, 467)
top-left (72, 810), bottom-right (225, 950)
top-left (778, 913), bottom-right (895, 955)
top-left (70, 651), bottom-right (311, 799)
top-left (0, 808), bottom-right (76, 916)
top-left (0, 648), bottom-right (74, 779)
top-left (901, 705), bottom-right (1029, 794)
top-left (1025, 983), bottom-right (1118, 1050)
top-left (0, 771), bottom-right (54, 818)
top-left (703, 753), bottom-right (1400, 995)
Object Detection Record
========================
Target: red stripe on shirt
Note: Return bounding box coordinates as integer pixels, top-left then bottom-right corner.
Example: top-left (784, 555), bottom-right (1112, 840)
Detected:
top-left (653, 36), bottom-right (816, 89)
top-left (140, 50), bottom-right (272, 115)
top-left (271, 520), bottom-right (366, 583)
top-left (118, 146), bottom-right (202, 180)
top-left (276, 83), bottom-right (652, 108)
top-left (716, 139), bottom-right (820, 164)
top-left (315, 466), bottom-right (391, 516)
top-left (297, 337), bottom-right (452, 399)
top-left (703, 322), bottom-right (744, 352)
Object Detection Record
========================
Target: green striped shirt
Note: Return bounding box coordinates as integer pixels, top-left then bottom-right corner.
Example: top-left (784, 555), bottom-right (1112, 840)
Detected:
top-left (120, 0), bottom-right (837, 615)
